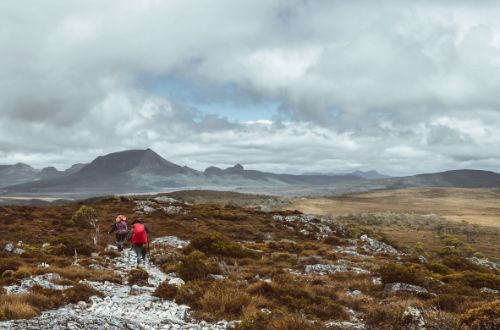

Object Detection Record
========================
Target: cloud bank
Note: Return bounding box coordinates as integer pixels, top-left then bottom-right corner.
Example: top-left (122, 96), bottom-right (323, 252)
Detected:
top-left (1, 0), bottom-right (500, 175)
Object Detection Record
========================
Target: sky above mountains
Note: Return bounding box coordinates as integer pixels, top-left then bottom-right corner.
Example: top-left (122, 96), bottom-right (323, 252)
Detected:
top-left (1, 1), bottom-right (500, 175)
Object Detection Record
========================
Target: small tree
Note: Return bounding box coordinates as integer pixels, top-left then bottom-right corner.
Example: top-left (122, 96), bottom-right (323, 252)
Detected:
top-left (71, 205), bottom-right (100, 245)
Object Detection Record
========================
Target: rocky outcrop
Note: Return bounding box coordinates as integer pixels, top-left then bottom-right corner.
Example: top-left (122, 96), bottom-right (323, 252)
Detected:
top-left (360, 234), bottom-right (399, 255)
top-left (304, 264), bottom-right (370, 275)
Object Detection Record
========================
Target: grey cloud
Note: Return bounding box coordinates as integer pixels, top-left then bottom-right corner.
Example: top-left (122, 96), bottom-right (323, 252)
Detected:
top-left (1, 1), bottom-right (500, 175)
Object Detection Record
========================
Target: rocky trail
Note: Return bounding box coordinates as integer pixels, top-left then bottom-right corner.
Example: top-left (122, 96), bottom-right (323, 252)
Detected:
top-left (0, 237), bottom-right (231, 330)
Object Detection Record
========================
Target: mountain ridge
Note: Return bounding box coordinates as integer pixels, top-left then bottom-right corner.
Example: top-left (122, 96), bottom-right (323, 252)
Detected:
top-left (2, 149), bottom-right (500, 197)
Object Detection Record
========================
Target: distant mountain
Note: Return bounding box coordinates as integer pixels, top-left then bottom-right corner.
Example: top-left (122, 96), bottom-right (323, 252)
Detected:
top-left (303, 170), bottom-right (391, 180)
top-left (2, 149), bottom-right (500, 198)
top-left (3, 149), bottom-right (203, 195)
top-left (204, 164), bottom-right (365, 186)
top-left (0, 163), bottom-right (38, 188)
top-left (350, 170), bottom-right (391, 180)
top-left (385, 169), bottom-right (500, 189)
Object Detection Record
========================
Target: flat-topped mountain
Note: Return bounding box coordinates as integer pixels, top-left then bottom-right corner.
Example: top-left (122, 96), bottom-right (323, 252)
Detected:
top-left (78, 149), bottom-right (198, 177)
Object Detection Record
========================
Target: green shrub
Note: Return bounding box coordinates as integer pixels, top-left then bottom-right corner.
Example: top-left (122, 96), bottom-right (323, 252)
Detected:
top-left (440, 234), bottom-right (464, 248)
top-left (177, 250), bottom-right (220, 281)
top-left (185, 233), bottom-right (259, 258)
top-left (127, 269), bottom-right (149, 286)
top-left (426, 262), bottom-right (452, 275)
top-left (442, 271), bottom-right (500, 290)
top-left (48, 235), bottom-right (95, 256)
top-left (460, 300), bottom-right (500, 329)
top-left (1, 270), bottom-right (14, 279)
top-left (377, 263), bottom-right (426, 286)
top-left (70, 205), bottom-right (98, 228)
top-left (441, 255), bottom-right (480, 272)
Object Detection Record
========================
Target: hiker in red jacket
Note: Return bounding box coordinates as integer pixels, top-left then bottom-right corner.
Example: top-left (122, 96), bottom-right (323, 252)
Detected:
top-left (127, 218), bottom-right (150, 266)
top-left (108, 215), bottom-right (128, 251)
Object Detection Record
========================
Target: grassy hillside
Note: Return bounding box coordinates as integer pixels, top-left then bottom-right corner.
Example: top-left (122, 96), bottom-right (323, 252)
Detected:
top-left (0, 192), bottom-right (498, 329)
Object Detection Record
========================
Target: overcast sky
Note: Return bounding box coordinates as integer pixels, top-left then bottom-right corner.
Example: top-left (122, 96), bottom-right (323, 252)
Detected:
top-left (2, 0), bottom-right (500, 175)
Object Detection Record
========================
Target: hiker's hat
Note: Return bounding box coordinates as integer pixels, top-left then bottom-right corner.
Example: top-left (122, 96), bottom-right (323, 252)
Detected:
top-left (116, 214), bottom-right (127, 222)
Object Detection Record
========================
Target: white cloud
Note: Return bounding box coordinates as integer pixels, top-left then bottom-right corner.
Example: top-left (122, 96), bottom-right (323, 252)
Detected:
top-left (1, 1), bottom-right (500, 175)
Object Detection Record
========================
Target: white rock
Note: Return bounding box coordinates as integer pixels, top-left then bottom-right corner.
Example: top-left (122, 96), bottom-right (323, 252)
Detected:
top-left (152, 236), bottom-right (189, 249)
top-left (402, 306), bottom-right (425, 330)
top-left (13, 248), bottom-right (25, 255)
top-left (325, 320), bottom-right (366, 329)
top-left (168, 278), bottom-right (185, 287)
top-left (384, 283), bottom-right (428, 294)
top-left (105, 244), bottom-right (118, 252)
top-left (304, 264), bottom-right (370, 275)
top-left (37, 262), bottom-right (50, 268)
top-left (4, 243), bottom-right (14, 252)
top-left (360, 234), bottom-right (399, 255)
top-left (480, 287), bottom-right (499, 294)
top-left (77, 301), bottom-right (87, 310)
top-left (349, 290), bottom-right (362, 297)
top-left (467, 257), bottom-right (499, 271)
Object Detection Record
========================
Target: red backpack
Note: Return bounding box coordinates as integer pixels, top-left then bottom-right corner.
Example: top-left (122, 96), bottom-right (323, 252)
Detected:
top-left (131, 223), bottom-right (148, 244)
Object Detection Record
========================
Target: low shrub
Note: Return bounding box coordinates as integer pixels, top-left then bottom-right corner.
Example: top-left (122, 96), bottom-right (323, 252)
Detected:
top-left (177, 250), bottom-right (220, 281)
top-left (442, 271), bottom-right (500, 290)
top-left (174, 280), bottom-right (207, 306)
top-left (1, 270), bottom-right (14, 280)
top-left (0, 299), bottom-right (38, 320)
top-left (199, 281), bottom-right (253, 318)
top-left (426, 262), bottom-right (452, 275)
top-left (64, 283), bottom-right (102, 303)
top-left (362, 303), bottom-right (406, 329)
top-left (440, 255), bottom-right (480, 272)
top-left (0, 258), bottom-right (22, 274)
top-left (70, 205), bottom-right (98, 229)
top-left (185, 233), bottom-right (259, 258)
top-left (153, 282), bottom-right (178, 300)
top-left (377, 263), bottom-right (427, 286)
top-left (25, 286), bottom-right (65, 310)
top-left (127, 268), bottom-right (149, 286)
top-left (266, 240), bottom-right (302, 253)
top-left (433, 294), bottom-right (463, 312)
top-left (247, 273), bottom-right (348, 321)
top-left (239, 312), bottom-right (324, 330)
top-left (459, 300), bottom-right (500, 329)
top-left (48, 235), bottom-right (95, 256)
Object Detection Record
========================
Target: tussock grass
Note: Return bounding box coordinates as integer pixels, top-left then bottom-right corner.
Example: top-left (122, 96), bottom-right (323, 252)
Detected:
top-left (127, 269), bottom-right (149, 286)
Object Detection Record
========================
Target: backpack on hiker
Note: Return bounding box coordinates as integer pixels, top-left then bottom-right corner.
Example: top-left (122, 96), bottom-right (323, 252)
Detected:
top-left (116, 220), bottom-right (128, 234)
top-left (131, 223), bottom-right (148, 244)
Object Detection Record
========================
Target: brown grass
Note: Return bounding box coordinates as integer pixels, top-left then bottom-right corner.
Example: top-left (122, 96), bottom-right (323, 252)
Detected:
top-left (199, 281), bottom-right (254, 318)
top-left (127, 268), bottom-right (149, 286)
